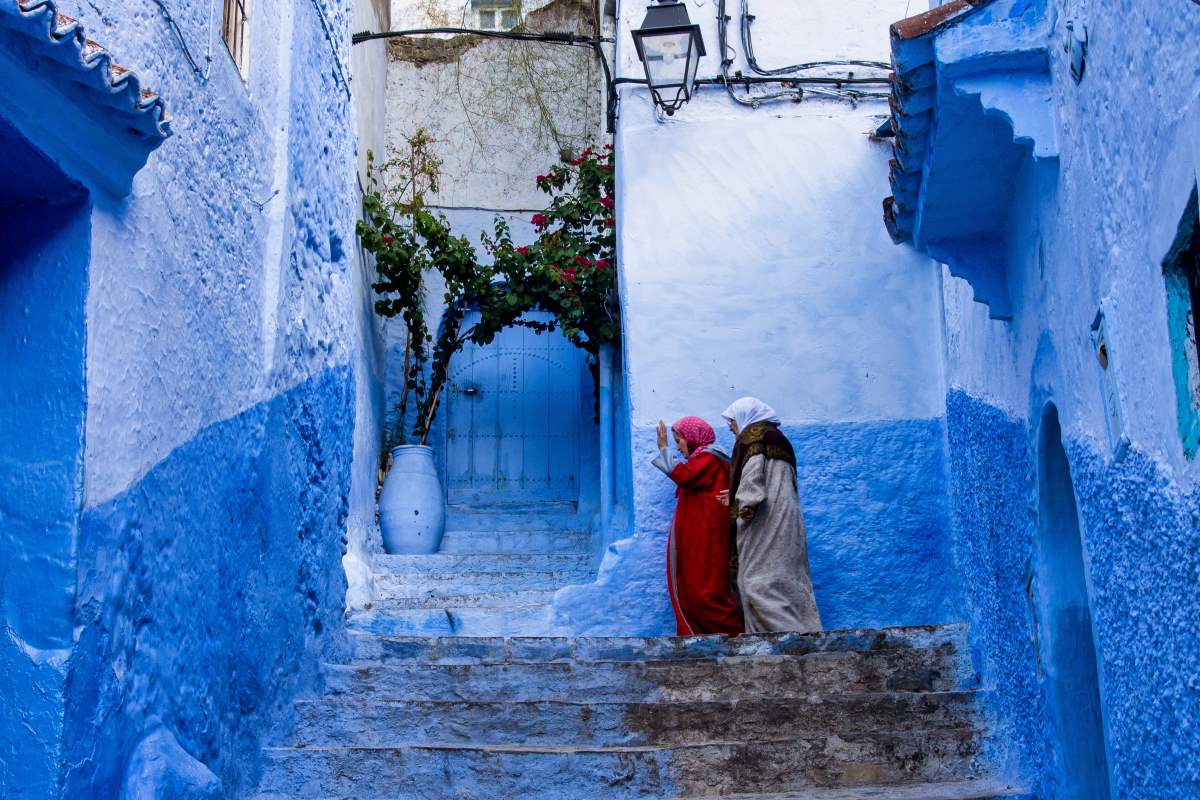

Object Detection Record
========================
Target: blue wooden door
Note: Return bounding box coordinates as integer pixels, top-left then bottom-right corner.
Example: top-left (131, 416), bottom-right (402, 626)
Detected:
top-left (444, 311), bottom-right (583, 505)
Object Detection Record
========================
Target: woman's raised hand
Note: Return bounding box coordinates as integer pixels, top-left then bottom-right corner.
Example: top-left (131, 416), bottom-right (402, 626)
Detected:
top-left (656, 420), bottom-right (669, 449)
top-left (716, 489), bottom-right (730, 507)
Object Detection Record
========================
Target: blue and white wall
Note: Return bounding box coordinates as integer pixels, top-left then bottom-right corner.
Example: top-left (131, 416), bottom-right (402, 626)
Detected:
top-left (554, 0), bottom-right (962, 634)
top-left (922, 1), bottom-right (1200, 797)
top-left (0, 0), bottom-right (377, 797)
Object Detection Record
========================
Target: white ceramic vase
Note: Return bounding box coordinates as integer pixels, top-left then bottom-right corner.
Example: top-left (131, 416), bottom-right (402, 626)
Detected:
top-left (379, 445), bottom-right (445, 555)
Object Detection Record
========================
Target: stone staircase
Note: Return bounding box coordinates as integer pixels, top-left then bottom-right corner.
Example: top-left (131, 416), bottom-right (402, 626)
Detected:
top-left (348, 507), bottom-right (595, 637)
top-left (254, 509), bottom-right (1028, 799)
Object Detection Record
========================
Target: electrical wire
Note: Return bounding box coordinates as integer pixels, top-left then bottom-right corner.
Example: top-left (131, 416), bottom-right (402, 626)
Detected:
top-left (739, 0), bottom-right (889, 77)
top-left (715, 0), bottom-right (890, 107)
top-left (307, 0), bottom-right (353, 101)
top-left (352, 27), bottom-right (618, 132)
top-left (148, 0), bottom-right (213, 79)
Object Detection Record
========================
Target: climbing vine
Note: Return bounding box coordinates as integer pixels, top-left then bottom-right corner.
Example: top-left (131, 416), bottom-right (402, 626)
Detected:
top-left (358, 134), bottom-right (617, 446)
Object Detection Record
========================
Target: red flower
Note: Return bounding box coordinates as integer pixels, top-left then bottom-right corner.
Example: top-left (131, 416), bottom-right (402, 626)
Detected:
top-left (595, 258), bottom-right (611, 270)
top-left (581, 147), bottom-right (594, 157)
top-left (599, 164), bottom-right (613, 173)
top-left (569, 156), bottom-right (585, 166)
top-left (562, 267), bottom-right (578, 285)
top-left (604, 143), bottom-right (614, 150)
top-left (381, 235), bottom-right (394, 243)
top-left (516, 246), bottom-right (530, 256)
top-left (531, 213), bottom-right (549, 229)
top-left (604, 217), bottom-right (615, 228)
top-left (574, 255), bottom-right (592, 269)
top-left (535, 174), bottom-right (547, 186)
top-left (598, 196), bottom-right (614, 209)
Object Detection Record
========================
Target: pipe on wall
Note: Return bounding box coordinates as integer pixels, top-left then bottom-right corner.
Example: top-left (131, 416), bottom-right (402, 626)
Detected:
top-left (599, 343), bottom-right (614, 531)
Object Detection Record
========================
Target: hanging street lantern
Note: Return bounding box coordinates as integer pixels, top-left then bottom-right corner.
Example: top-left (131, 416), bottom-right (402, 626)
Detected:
top-left (631, 1), bottom-right (706, 116)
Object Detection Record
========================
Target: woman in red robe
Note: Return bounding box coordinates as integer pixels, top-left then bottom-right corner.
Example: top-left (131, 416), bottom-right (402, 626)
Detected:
top-left (653, 416), bottom-right (745, 636)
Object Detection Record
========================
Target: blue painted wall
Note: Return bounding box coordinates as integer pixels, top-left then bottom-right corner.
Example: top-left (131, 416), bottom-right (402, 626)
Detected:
top-left (0, 0), bottom-right (369, 796)
top-left (0, 117), bottom-right (90, 800)
top-left (63, 367), bottom-right (353, 797)
top-left (554, 419), bottom-right (960, 635)
top-left (928, 1), bottom-right (1200, 795)
top-left (555, 0), bottom-right (960, 636)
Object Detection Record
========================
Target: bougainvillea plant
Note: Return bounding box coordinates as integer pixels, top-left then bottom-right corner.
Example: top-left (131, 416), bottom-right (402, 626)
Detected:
top-left (482, 143), bottom-right (618, 404)
top-left (358, 134), bottom-right (618, 446)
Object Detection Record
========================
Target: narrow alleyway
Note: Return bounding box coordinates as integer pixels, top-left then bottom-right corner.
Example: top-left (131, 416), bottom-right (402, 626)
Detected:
top-left (252, 507), bottom-right (1028, 799)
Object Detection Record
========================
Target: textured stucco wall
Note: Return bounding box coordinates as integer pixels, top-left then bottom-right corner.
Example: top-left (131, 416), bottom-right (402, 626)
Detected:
top-left (553, 0), bottom-right (960, 635)
top-left (934, 1), bottom-right (1200, 796)
top-left (0, 165), bottom-right (90, 798)
top-left (0, 0), bottom-right (364, 797)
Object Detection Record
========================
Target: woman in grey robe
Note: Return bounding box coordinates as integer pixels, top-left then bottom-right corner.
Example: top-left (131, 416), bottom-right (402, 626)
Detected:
top-left (718, 397), bottom-right (822, 634)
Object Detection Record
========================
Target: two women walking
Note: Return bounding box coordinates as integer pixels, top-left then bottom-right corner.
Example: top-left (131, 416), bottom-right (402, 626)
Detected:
top-left (653, 397), bottom-right (821, 636)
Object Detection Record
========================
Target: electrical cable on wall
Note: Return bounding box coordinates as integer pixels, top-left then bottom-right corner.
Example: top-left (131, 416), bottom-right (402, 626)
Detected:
top-left (148, 0), bottom-right (214, 80)
top-left (352, 9), bottom-right (893, 129)
top-left (716, 0), bottom-right (890, 108)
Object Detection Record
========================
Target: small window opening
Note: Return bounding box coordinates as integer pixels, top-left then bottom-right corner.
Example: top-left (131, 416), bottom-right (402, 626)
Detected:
top-left (1161, 185), bottom-right (1200, 459)
top-left (472, 0), bottom-right (520, 31)
top-left (222, 0), bottom-right (251, 77)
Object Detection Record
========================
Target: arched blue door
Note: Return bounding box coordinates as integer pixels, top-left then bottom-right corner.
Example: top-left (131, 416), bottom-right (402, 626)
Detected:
top-left (444, 311), bottom-right (585, 505)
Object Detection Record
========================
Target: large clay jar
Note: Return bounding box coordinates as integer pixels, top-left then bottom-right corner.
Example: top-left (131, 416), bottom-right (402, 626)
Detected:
top-left (379, 445), bottom-right (445, 554)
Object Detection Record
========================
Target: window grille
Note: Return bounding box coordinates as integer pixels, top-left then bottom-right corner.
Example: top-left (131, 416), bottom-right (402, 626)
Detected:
top-left (222, 0), bottom-right (250, 76)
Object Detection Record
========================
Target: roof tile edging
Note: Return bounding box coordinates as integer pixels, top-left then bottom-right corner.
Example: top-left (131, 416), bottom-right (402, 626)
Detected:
top-left (7, 0), bottom-right (172, 139)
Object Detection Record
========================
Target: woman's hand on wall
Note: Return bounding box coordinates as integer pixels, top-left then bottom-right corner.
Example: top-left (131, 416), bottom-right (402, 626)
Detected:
top-left (657, 420), bottom-right (669, 449)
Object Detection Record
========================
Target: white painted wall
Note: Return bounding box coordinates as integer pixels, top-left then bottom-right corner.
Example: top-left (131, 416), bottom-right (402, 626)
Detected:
top-left (614, 0), bottom-right (943, 428)
top-left (385, 0), bottom-right (606, 209)
top-left (347, 0), bottom-right (393, 607)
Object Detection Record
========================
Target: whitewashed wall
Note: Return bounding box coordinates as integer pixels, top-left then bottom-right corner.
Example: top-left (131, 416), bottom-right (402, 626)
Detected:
top-left (552, 0), bottom-right (959, 635)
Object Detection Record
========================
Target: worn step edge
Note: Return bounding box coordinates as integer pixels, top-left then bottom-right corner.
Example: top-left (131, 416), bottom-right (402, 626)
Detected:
top-left (707, 778), bottom-right (1032, 799)
top-left (347, 607), bottom-right (558, 638)
top-left (258, 731), bottom-right (990, 795)
top-left (347, 624), bottom-right (969, 664)
top-left (253, 783), bottom-right (1029, 800)
top-left (321, 654), bottom-right (974, 700)
top-left (264, 727), bottom-right (988, 754)
top-left (367, 590), bottom-right (558, 609)
top-left (285, 691), bottom-right (987, 747)
top-left (372, 553), bottom-right (592, 574)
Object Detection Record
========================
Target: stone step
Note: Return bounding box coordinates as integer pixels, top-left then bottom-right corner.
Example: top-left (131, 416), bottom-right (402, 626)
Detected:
top-left (374, 552), bottom-right (591, 575)
top-left (368, 588), bottom-right (559, 610)
top-left (347, 607), bottom-right (556, 637)
top-left (348, 625), bottom-right (969, 665)
top-left (252, 779), bottom-right (1029, 800)
top-left (289, 691), bottom-right (984, 748)
top-left (323, 648), bottom-right (972, 702)
top-left (444, 502), bottom-right (582, 531)
top-left (436, 527), bottom-right (593, 554)
top-left (256, 730), bottom-right (989, 798)
top-left (709, 780), bottom-right (1031, 799)
top-left (372, 566), bottom-right (591, 594)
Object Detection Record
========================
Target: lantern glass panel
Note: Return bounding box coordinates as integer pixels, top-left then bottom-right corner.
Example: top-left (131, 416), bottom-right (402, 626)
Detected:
top-left (640, 31), bottom-right (693, 88)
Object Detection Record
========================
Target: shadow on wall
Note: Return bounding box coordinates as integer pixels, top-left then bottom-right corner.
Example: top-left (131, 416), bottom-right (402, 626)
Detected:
top-left (0, 112), bottom-right (90, 800)
top-left (1034, 403), bottom-right (1111, 800)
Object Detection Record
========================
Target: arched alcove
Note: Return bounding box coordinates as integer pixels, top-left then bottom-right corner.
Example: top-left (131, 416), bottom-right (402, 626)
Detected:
top-left (1034, 403), bottom-right (1111, 800)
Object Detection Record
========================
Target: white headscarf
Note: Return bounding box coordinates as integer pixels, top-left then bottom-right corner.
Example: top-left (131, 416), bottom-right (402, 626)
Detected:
top-left (721, 397), bottom-right (781, 433)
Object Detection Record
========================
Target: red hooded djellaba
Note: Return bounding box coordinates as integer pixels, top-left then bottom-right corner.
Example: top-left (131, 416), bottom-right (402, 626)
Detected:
top-left (652, 416), bottom-right (745, 636)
